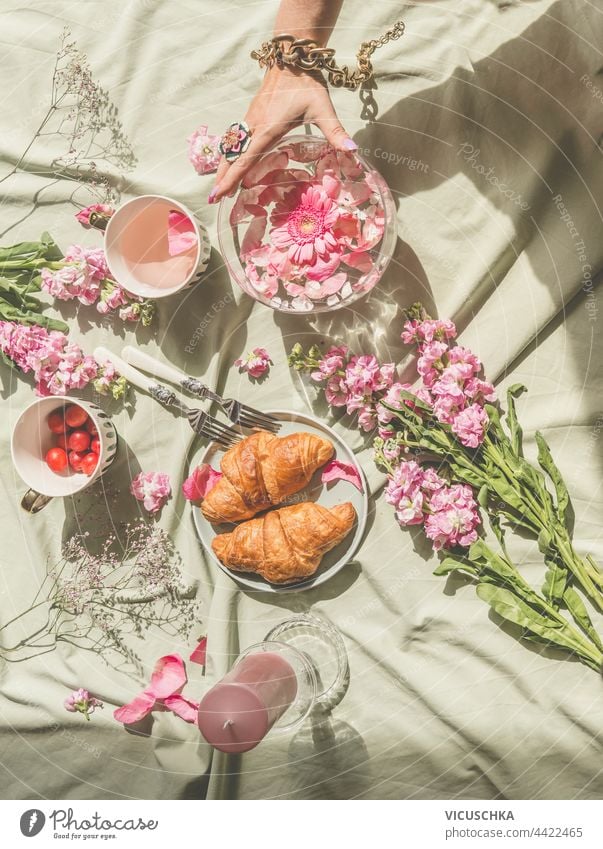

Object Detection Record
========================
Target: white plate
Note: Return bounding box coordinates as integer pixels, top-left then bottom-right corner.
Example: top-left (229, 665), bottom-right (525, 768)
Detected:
top-left (191, 409), bottom-right (368, 593)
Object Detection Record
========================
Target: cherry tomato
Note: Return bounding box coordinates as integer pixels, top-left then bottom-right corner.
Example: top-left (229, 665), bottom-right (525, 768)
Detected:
top-left (90, 437), bottom-right (101, 454)
top-left (47, 410), bottom-right (66, 433)
top-left (45, 446), bottom-right (68, 472)
top-left (68, 430), bottom-right (91, 452)
top-left (85, 419), bottom-right (98, 435)
top-left (68, 450), bottom-right (86, 472)
top-left (55, 432), bottom-right (68, 450)
top-left (81, 451), bottom-right (99, 476)
top-left (64, 404), bottom-right (89, 428)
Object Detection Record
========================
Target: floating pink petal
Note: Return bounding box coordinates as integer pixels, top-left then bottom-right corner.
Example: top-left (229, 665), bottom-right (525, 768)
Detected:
top-left (189, 635), bottom-right (207, 666)
top-left (321, 459), bottom-right (364, 492)
top-left (242, 150), bottom-right (289, 188)
top-left (163, 694), bottom-right (200, 724)
top-left (341, 250), bottom-right (373, 272)
top-left (113, 692), bottom-right (156, 724)
top-left (240, 205), bottom-right (268, 255)
top-left (167, 210), bottom-right (197, 257)
top-left (304, 273), bottom-right (347, 300)
top-left (182, 465), bottom-right (222, 502)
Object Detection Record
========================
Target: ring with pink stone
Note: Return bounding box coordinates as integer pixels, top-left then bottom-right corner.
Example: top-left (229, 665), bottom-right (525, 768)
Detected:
top-left (218, 121), bottom-right (253, 161)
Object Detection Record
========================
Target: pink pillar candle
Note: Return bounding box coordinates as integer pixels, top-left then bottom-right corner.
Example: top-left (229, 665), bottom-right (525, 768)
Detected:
top-left (197, 652), bottom-right (298, 754)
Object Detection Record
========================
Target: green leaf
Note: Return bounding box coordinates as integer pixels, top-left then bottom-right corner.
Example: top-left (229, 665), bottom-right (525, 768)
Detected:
top-left (505, 384), bottom-right (527, 455)
top-left (562, 585), bottom-right (603, 652)
top-left (537, 527), bottom-right (553, 553)
top-left (476, 583), bottom-right (583, 655)
top-left (488, 512), bottom-right (507, 552)
top-left (477, 483), bottom-right (489, 510)
top-left (534, 431), bottom-right (570, 529)
top-left (39, 232), bottom-right (63, 261)
top-left (542, 556), bottom-right (567, 608)
top-left (434, 557), bottom-right (479, 577)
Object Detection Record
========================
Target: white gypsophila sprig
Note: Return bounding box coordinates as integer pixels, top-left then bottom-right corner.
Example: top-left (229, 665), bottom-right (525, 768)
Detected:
top-left (0, 520), bottom-right (200, 679)
top-left (0, 28), bottom-right (136, 237)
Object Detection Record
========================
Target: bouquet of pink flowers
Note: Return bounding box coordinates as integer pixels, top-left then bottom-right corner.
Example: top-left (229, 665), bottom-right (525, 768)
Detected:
top-left (0, 320), bottom-right (125, 397)
top-left (0, 231), bottom-right (154, 327)
top-left (289, 304), bottom-right (603, 673)
top-left (228, 139), bottom-right (389, 312)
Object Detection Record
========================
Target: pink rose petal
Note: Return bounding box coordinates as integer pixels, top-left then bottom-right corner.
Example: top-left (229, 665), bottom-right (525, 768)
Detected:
top-left (163, 694), bottom-right (200, 724)
top-left (242, 150), bottom-right (289, 188)
top-left (167, 210), bottom-right (198, 257)
top-left (182, 465), bottom-right (222, 502)
top-left (321, 459), bottom-right (364, 492)
top-left (148, 654), bottom-right (187, 699)
top-left (113, 692), bottom-right (156, 724)
top-left (189, 635), bottom-right (207, 666)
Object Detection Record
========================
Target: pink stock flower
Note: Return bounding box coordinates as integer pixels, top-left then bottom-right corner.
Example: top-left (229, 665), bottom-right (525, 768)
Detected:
top-left (64, 688), bottom-right (103, 721)
top-left (421, 467), bottom-right (447, 492)
top-left (417, 341), bottom-right (448, 387)
top-left (130, 472), bottom-right (171, 514)
top-left (75, 203), bottom-right (114, 228)
top-left (395, 489), bottom-right (425, 526)
top-left (401, 318), bottom-right (457, 346)
top-left (424, 484), bottom-right (480, 550)
top-left (44, 347), bottom-right (98, 395)
top-left (451, 403), bottom-right (490, 448)
top-left (64, 244), bottom-right (110, 281)
top-left (234, 347), bottom-right (272, 379)
top-left (464, 377), bottom-right (496, 403)
top-left (97, 283), bottom-right (128, 314)
top-left (310, 345), bottom-right (349, 382)
top-left (344, 354), bottom-right (381, 394)
top-left (41, 264), bottom-right (100, 306)
top-left (41, 245), bottom-right (110, 306)
top-left (187, 125), bottom-right (221, 175)
top-left (0, 321), bottom-right (107, 396)
top-left (182, 464), bottom-right (222, 502)
top-left (384, 460), bottom-right (424, 504)
top-left (325, 375), bottom-right (349, 407)
top-left (356, 403), bottom-right (378, 432)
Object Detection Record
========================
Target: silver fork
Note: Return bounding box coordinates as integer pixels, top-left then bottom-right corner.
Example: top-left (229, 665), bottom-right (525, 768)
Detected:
top-left (147, 384), bottom-right (240, 448)
top-left (94, 347), bottom-right (241, 448)
top-left (122, 345), bottom-right (281, 433)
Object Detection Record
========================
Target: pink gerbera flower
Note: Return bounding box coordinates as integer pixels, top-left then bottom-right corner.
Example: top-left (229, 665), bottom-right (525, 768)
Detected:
top-left (271, 186), bottom-right (340, 265)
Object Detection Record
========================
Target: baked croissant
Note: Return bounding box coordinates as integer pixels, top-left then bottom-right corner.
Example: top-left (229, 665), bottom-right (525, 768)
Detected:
top-left (212, 501), bottom-right (357, 584)
top-left (201, 430), bottom-right (334, 524)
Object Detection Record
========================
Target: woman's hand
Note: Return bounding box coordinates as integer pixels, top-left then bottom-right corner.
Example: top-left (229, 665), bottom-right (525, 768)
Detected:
top-left (209, 64), bottom-right (356, 204)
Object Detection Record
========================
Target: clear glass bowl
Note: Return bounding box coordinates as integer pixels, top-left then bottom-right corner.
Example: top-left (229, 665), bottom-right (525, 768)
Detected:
top-left (217, 133), bottom-right (397, 314)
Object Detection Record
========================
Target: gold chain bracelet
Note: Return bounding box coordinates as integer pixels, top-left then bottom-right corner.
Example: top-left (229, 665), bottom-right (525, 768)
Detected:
top-left (250, 21), bottom-right (405, 90)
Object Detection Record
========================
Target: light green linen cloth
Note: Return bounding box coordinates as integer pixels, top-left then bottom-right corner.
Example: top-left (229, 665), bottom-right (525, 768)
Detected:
top-left (0, 0), bottom-right (602, 799)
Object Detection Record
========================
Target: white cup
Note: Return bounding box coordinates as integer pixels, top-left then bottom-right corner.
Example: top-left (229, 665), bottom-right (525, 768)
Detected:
top-left (11, 396), bottom-right (118, 513)
top-left (104, 194), bottom-right (211, 299)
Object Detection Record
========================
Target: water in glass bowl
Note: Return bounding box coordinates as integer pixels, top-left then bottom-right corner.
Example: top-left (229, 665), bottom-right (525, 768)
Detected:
top-left (218, 135), bottom-right (397, 314)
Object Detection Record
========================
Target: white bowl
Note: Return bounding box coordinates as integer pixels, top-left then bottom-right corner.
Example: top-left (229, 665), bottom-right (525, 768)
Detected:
top-left (104, 194), bottom-right (211, 299)
top-left (11, 396), bottom-right (118, 509)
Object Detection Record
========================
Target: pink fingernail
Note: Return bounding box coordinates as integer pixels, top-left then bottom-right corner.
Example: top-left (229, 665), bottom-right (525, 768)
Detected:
top-left (343, 138), bottom-right (358, 151)
top-left (208, 185), bottom-right (220, 204)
